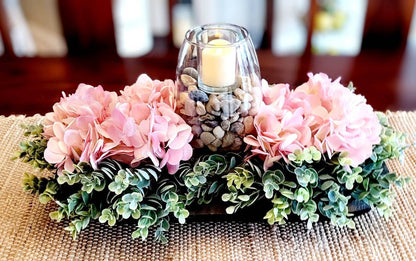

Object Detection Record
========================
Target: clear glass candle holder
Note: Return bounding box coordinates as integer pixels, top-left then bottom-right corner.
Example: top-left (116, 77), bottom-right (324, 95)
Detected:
top-left (176, 24), bottom-right (261, 152)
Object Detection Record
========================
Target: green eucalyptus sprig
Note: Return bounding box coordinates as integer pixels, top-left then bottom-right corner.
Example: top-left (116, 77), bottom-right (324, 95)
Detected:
top-left (13, 124), bottom-right (54, 170)
top-left (17, 112), bottom-right (410, 243)
top-left (176, 153), bottom-right (239, 205)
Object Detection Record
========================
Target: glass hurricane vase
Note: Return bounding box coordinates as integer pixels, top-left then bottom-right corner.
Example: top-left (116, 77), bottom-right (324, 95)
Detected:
top-left (176, 24), bottom-right (262, 152)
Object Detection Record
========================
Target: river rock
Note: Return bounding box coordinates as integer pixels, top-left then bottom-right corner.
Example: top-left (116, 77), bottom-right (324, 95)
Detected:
top-left (221, 120), bottom-right (231, 131)
top-left (211, 138), bottom-right (222, 148)
top-left (230, 122), bottom-right (244, 135)
top-left (221, 113), bottom-right (230, 121)
top-left (229, 113), bottom-right (239, 123)
top-left (248, 105), bottom-right (258, 116)
top-left (231, 137), bottom-right (243, 150)
top-left (188, 85), bottom-right (198, 91)
top-left (207, 144), bottom-right (218, 152)
top-left (239, 101), bottom-right (251, 114)
top-left (181, 99), bottom-right (196, 116)
top-left (204, 120), bottom-right (219, 128)
top-left (221, 99), bottom-right (241, 115)
top-left (206, 94), bottom-right (221, 113)
top-left (201, 124), bottom-right (213, 132)
top-left (199, 113), bottom-right (215, 121)
top-left (188, 117), bottom-right (199, 125)
top-left (222, 132), bottom-right (236, 148)
top-left (196, 101), bottom-right (206, 115)
top-left (200, 132), bottom-right (216, 145)
top-left (178, 92), bottom-right (190, 105)
top-left (192, 125), bottom-right (203, 136)
top-left (233, 88), bottom-right (245, 101)
top-left (213, 126), bottom-right (225, 139)
top-left (189, 90), bottom-right (209, 102)
top-left (181, 74), bottom-right (197, 87)
top-left (183, 67), bottom-right (198, 80)
top-left (210, 110), bottom-right (221, 116)
top-left (217, 93), bottom-right (233, 101)
top-left (243, 116), bottom-right (254, 134)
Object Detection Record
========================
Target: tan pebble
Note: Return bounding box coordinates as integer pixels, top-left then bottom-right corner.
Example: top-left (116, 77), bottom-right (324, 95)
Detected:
top-left (207, 144), bottom-right (218, 152)
top-left (233, 88), bottom-right (245, 100)
top-left (222, 132), bottom-right (236, 148)
top-left (229, 114), bottom-right (239, 123)
top-left (211, 138), bottom-right (222, 148)
top-left (183, 67), bottom-right (198, 79)
top-left (188, 85), bottom-right (198, 91)
top-left (199, 114), bottom-right (215, 121)
top-left (220, 99), bottom-right (241, 115)
top-left (230, 137), bottom-right (243, 150)
top-left (239, 101), bottom-right (251, 114)
top-left (201, 124), bottom-right (213, 132)
top-left (196, 101), bottom-right (206, 115)
top-left (192, 125), bottom-right (203, 136)
top-left (201, 132), bottom-right (216, 145)
top-left (248, 107), bottom-right (258, 116)
top-left (213, 126), bottom-right (225, 139)
top-left (178, 92), bottom-right (190, 107)
top-left (210, 110), bottom-right (221, 116)
top-left (230, 122), bottom-right (245, 135)
top-left (243, 116), bottom-right (254, 134)
top-left (207, 94), bottom-right (221, 112)
top-left (221, 120), bottom-right (231, 131)
top-left (181, 74), bottom-right (197, 87)
top-left (188, 117), bottom-right (199, 125)
top-left (183, 99), bottom-right (197, 116)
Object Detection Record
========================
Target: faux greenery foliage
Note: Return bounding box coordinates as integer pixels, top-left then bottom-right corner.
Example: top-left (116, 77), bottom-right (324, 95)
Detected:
top-left (16, 113), bottom-right (410, 243)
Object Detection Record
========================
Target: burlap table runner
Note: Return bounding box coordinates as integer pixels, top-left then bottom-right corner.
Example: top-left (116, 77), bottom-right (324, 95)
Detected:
top-left (0, 111), bottom-right (415, 261)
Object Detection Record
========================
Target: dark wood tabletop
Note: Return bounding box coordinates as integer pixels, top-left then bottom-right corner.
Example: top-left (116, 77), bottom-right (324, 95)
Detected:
top-left (0, 48), bottom-right (415, 116)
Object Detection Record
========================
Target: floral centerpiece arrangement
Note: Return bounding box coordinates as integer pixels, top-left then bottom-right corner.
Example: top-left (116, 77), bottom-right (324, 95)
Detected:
top-left (14, 72), bottom-right (409, 243)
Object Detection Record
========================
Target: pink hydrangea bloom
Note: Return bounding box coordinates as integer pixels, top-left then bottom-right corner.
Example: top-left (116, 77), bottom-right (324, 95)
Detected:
top-left (43, 75), bottom-right (193, 175)
top-left (245, 73), bottom-right (381, 169)
top-left (116, 75), bottom-right (193, 173)
top-left (120, 74), bottom-right (176, 109)
top-left (295, 73), bottom-right (381, 166)
top-left (99, 102), bottom-right (193, 174)
top-left (43, 84), bottom-right (118, 174)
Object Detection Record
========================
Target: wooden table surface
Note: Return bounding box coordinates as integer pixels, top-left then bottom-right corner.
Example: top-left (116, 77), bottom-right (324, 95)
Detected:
top-left (0, 48), bottom-right (415, 116)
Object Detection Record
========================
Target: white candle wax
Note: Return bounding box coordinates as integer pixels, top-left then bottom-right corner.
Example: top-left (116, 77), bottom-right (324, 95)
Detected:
top-left (201, 39), bottom-right (236, 88)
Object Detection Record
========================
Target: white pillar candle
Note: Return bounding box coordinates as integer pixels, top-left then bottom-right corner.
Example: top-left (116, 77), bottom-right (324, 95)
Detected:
top-left (201, 39), bottom-right (236, 88)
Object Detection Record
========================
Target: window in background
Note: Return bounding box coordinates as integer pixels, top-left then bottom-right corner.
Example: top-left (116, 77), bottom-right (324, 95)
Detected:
top-left (272, 0), bottom-right (310, 55)
top-left (2, 0), bottom-right (36, 56)
top-left (149, 0), bottom-right (170, 37)
top-left (312, 0), bottom-right (368, 56)
top-left (19, 0), bottom-right (66, 57)
top-left (0, 34), bottom-right (4, 55)
top-left (408, 2), bottom-right (416, 51)
top-left (192, 0), bottom-right (266, 48)
top-left (172, 1), bottom-right (194, 48)
top-left (112, 0), bottom-right (153, 57)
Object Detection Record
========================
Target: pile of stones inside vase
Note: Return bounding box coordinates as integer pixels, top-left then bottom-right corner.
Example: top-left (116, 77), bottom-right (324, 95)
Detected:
top-left (177, 67), bottom-right (262, 152)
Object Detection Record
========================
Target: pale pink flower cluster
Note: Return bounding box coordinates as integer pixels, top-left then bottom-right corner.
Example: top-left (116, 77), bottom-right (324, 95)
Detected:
top-left (245, 73), bottom-right (381, 169)
top-left (43, 74), bottom-right (193, 175)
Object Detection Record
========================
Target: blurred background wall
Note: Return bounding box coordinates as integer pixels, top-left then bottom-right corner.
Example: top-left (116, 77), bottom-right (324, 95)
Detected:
top-left (0, 0), bottom-right (415, 57)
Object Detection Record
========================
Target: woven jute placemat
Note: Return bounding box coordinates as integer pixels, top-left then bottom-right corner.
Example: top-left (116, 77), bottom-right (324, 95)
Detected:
top-left (0, 111), bottom-right (415, 261)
